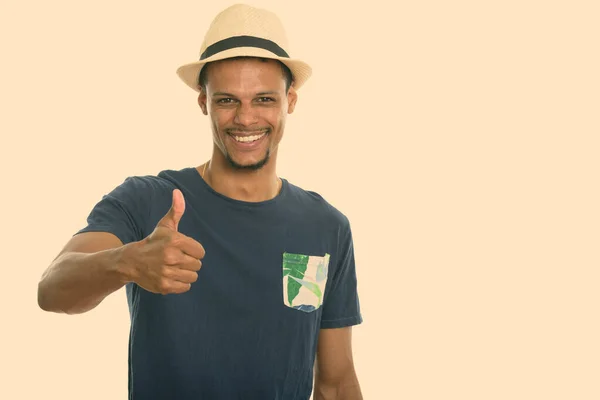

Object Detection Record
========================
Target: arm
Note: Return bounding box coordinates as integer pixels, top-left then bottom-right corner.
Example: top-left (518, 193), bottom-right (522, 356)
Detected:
top-left (314, 327), bottom-right (363, 400)
top-left (38, 189), bottom-right (204, 315)
top-left (37, 232), bottom-right (133, 314)
top-left (38, 175), bottom-right (145, 315)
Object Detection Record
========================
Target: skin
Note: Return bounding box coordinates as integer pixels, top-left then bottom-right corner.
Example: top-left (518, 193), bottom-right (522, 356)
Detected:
top-left (37, 190), bottom-right (203, 314)
top-left (315, 327), bottom-right (363, 399)
top-left (196, 57), bottom-right (297, 203)
top-left (198, 58), bottom-right (363, 397)
top-left (37, 57), bottom-right (362, 399)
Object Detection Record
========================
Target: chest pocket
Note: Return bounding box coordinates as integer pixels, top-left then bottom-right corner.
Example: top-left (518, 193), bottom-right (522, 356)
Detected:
top-left (282, 252), bottom-right (330, 312)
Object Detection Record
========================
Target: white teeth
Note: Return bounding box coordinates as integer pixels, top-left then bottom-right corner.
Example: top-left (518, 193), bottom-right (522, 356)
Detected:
top-left (232, 131), bottom-right (267, 142)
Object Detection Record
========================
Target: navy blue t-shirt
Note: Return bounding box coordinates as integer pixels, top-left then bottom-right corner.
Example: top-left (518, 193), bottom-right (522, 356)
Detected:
top-left (76, 167), bottom-right (362, 400)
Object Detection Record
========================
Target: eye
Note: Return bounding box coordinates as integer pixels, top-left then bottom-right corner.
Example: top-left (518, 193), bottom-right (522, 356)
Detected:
top-left (257, 97), bottom-right (275, 102)
top-left (216, 98), bottom-right (235, 104)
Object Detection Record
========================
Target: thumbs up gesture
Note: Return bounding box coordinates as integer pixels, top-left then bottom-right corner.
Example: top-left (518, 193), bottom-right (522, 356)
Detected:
top-left (158, 187), bottom-right (187, 231)
top-left (126, 189), bottom-right (205, 295)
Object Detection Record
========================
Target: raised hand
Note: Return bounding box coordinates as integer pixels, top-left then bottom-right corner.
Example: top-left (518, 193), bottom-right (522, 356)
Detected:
top-left (127, 189), bottom-right (205, 295)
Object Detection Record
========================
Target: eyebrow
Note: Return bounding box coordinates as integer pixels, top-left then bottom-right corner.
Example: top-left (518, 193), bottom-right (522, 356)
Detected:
top-left (211, 91), bottom-right (280, 97)
top-left (212, 92), bottom-right (235, 97)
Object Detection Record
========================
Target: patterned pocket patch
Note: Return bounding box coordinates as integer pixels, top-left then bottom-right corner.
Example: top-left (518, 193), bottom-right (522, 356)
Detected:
top-left (282, 252), bottom-right (330, 312)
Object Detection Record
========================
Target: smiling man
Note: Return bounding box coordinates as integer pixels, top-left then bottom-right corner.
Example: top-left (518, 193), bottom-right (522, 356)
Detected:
top-left (199, 56), bottom-right (293, 178)
top-left (37, 4), bottom-right (363, 400)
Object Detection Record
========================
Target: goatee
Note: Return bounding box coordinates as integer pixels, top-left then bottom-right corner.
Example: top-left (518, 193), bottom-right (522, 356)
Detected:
top-left (226, 148), bottom-right (271, 171)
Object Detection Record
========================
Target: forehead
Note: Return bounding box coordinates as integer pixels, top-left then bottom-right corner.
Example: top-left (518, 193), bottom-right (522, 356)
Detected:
top-left (204, 58), bottom-right (285, 93)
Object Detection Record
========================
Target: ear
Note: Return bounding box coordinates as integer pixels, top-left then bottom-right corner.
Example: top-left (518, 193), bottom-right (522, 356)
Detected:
top-left (287, 86), bottom-right (298, 114)
top-left (198, 89), bottom-right (208, 115)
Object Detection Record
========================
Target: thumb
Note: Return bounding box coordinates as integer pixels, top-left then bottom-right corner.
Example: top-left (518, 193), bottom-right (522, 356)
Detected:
top-left (157, 189), bottom-right (185, 231)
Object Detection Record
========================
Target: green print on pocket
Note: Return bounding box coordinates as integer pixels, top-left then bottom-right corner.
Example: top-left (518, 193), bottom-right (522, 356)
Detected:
top-left (283, 252), bottom-right (330, 312)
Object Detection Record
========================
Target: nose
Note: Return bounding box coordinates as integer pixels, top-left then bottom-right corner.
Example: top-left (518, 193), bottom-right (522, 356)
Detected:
top-left (233, 102), bottom-right (259, 126)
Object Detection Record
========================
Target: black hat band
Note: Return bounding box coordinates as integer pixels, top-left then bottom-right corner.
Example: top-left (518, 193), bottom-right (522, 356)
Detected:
top-left (199, 35), bottom-right (290, 60)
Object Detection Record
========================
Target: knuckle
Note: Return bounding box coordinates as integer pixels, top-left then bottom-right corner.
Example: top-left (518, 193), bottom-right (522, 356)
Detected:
top-left (158, 265), bottom-right (170, 278)
top-left (158, 278), bottom-right (170, 293)
top-left (163, 250), bottom-right (179, 265)
top-left (175, 283), bottom-right (189, 294)
top-left (169, 233), bottom-right (183, 246)
top-left (162, 253), bottom-right (175, 265)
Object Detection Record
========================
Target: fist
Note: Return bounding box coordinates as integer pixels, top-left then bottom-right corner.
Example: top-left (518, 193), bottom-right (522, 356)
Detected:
top-left (127, 188), bottom-right (206, 295)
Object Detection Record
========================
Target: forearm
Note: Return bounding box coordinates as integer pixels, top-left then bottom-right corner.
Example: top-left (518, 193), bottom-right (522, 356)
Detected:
top-left (314, 375), bottom-right (363, 400)
top-left (37, 245), bottom-right (133, 314)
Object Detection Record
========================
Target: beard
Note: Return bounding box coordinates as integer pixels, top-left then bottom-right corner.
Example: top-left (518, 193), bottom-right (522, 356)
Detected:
top-left (225, 147), bottom-right (271, 171)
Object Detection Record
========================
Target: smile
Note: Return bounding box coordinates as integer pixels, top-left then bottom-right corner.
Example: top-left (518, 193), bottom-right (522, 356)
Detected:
top-left (228, 129), bottom-right (268, 143)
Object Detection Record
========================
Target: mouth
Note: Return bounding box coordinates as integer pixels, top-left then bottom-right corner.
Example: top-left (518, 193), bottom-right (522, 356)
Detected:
top-left (226, 129), bottom-right (269, 149)
top-left (227, 129), bottom-right (269, 143)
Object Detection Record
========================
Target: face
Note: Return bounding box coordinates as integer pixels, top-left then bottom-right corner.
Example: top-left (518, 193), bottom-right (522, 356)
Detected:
top-left (198, 58), bottom-right (298, 170)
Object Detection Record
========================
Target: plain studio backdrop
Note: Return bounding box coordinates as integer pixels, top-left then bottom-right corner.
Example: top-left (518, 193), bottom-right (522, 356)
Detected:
top-left (1, 1), bottom-right (599, 399)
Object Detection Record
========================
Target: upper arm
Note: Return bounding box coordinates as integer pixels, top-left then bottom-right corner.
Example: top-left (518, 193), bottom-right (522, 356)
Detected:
top-left (55, 175), bottom-right (155, 260)
top-left (315, 326), bottom-right (358, 385)
top-left (54, 231), bottom-right (124, 260)
top-left (320, 215), bottom-right (362, 329)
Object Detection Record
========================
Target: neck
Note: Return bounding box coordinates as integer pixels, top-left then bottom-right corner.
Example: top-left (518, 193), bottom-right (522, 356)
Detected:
top-left (198, 151), bottom-right (281, 203)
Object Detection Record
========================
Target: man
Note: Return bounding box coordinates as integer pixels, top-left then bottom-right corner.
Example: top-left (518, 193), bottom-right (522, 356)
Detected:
top-left (38, 4), bottom-right (363, 399)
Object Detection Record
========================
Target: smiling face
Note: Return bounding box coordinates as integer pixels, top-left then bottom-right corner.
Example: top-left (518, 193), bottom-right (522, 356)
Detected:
top-left (198, 57), bottom-right (297, 170)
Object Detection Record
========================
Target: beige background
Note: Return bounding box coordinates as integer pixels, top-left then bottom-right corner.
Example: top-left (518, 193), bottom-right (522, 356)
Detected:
top-left (1, 0), bottom-right (599, 398)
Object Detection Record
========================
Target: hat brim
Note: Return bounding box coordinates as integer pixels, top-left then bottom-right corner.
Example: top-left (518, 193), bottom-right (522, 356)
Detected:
top-left (176, 47), bottom-right (312, 93)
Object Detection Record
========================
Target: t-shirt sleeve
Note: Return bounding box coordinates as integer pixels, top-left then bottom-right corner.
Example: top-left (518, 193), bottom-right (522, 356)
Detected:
top-left (320, 215), bottom-right (363, 329)
top-left (74, 176), bottom-right (152, 245)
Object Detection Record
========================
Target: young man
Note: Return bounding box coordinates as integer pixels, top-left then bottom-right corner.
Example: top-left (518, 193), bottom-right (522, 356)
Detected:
top-left (38, 4), bottom-right (363, 399)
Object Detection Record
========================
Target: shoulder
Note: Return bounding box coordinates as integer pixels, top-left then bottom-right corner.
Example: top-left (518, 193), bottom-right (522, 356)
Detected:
top-left (284, 180), bottom-right (351, 232)
top-left (116, 167), bottom-right (193, 193)
top-left (104, 168), bottom-right (193, 207)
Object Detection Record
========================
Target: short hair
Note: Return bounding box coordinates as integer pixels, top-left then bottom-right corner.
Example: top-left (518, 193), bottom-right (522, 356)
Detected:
top-left (198, 56), bottom-right (293, 92)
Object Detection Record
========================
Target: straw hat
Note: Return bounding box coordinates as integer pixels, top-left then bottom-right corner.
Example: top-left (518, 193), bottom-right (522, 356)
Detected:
top-left (176, 4), bottom-right (312, 92)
